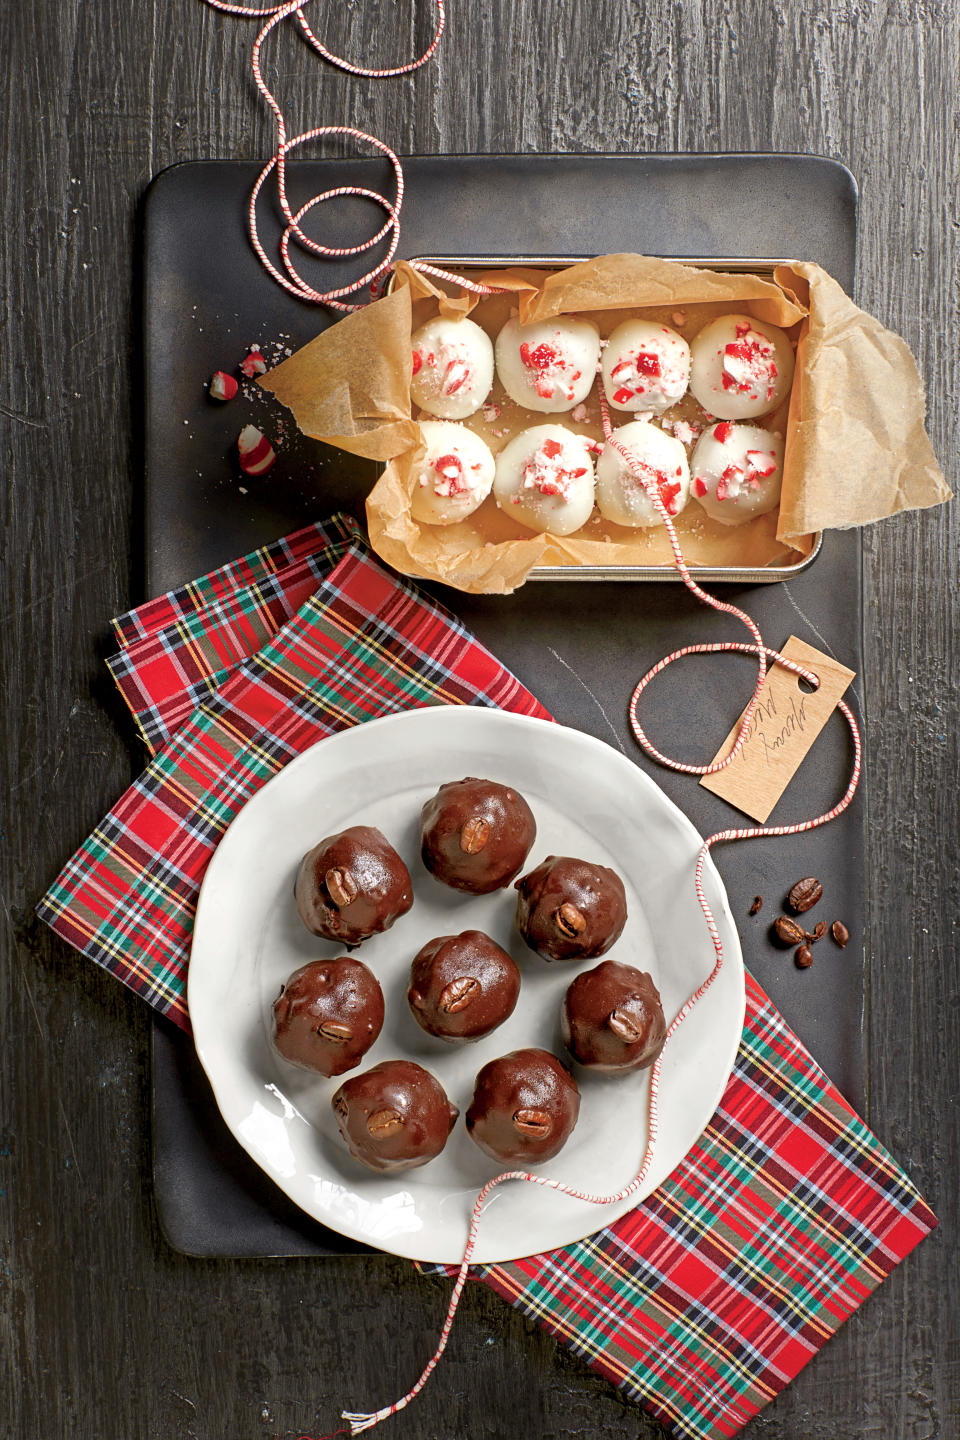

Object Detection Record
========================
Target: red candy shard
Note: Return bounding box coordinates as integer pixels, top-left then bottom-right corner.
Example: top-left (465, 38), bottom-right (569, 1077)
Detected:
top-left (735, 321), bottom-right (752, 338)
top-left (443, 360), bottom-right (469, 394)
top-left (209, 370), bottom-right (238, 402)
top-left (746, 449), bottom-right (777, 478)
top-left (411, 350), bottom-right (423, 375)
top-left (659, 479), bottom-right (682, 514)
top-left (237, 424), bottom-right (276, 476)
top-left (432, 453), bottom-right (467, 496)
top-left (541, 438), bottom-right (563, 459)
top-left (713, 420), bottom-right (733, 443)
top-left (693, 476), bottom-right (708, 497)
top-left (635, 351), bottom-right (662, 377)
top-left (240, 347), bottom-right (268, 379)
top-left (520, 341), bottom-right (560, 372)
top-left (613, 388), bottom-right (635, 405)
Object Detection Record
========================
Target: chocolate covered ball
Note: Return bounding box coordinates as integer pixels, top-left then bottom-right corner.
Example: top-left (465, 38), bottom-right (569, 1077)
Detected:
top-left (332, 1060), bottom-right (459, 1173)
top-left (295, 825), bottom-right (413, 945)
top-left (420, 778), bottom-right (536, 895)
top-left (408, 930), bottom-right (521, 1043)
top-left (271, 956), bottom-right (384, 1077)
top-left (515, 855), bottom-right (627, 962)
top-left (562, 960), bottom-right (667, 1072)
top-left (466, 1048), bottom-right (580, 1163)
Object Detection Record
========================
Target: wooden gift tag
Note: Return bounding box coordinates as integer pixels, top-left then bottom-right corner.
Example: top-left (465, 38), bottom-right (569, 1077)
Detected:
top-left (700, 636), bottom-right (856, 823)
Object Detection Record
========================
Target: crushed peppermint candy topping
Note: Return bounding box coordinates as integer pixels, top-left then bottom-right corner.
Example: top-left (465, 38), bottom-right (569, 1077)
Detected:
top-left (610, 349), bottom-right (664, 405)
top-left (693, 476), bottom-right (708, 498)
top-left (671, 310), bottom-right (687, 326)
top-left (746, 448), bottom-right (777, 478)
top-left (521, 439), bottom-right (588, 501)
top-left (431, 452), bottom-right (470, 498)
top-left (482, 402), bottom-right (501, 422)
top-left (672, 420), bottom-right (702, 446)
top-left (571, 402), bottom-right (589, 422)
top-left (519, 339), bottom-right (578, 401)
top-left (443, 359), bottom-right (471, 395)
top-left (713, 421), bottom-right (734, 444)
top-left (414, 343), bottom-right (475, 397)
top-left (622, 456), bottom-right (684, 516)
top-left (721, 329), bottom-right (778, 400)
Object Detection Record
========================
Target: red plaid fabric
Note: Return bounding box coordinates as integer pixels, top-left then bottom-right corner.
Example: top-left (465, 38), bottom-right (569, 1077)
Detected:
top-left (37, 522), bottom-right (935, 1440)
top-left (38, 542), bottom-right (549, 1031)
top-left (107, 514), bottom-right (364, 752)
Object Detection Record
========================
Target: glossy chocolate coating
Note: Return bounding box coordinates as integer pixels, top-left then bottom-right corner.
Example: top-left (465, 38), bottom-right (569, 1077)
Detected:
top-left (515, 855), bottom-right (627, 961)
top-left (408, 930), bottom-right (521, 1042)
top-left (332, 1060), bottom-right (459, 1172)
top-left (420, 778), bottom-right (536, 894)
top-left (466, 1047), bottom-right (580, 1162)
top-left (562, 960), bottom-right (667, 1072)
top-left (295, 825), bottom-right (413, 945)
top-left (271, 956), bottom-right (384, 1077)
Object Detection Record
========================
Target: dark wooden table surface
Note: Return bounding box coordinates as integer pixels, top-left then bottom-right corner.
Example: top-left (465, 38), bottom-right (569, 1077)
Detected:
top-left (3, 3), bottom-right (958, 1437)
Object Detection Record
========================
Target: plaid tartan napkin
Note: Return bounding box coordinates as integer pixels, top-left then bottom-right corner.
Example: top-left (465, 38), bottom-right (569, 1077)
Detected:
top-left (38, 527), bottom-right (549, 1029)
top-left (37, 518), bottom-right (935, 1439)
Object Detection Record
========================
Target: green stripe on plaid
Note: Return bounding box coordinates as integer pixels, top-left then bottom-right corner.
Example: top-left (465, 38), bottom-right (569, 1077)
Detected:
top-left (431, 972), bottom-right (935, 1440)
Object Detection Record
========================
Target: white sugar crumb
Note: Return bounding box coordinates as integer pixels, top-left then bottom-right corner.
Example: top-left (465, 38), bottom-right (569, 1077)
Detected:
top-left (571, 403), bottom-right (588, 422)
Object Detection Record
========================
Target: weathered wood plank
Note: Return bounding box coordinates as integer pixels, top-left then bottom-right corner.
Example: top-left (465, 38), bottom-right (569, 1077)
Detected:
top-left (1, 1), bottom-right (956, 1436)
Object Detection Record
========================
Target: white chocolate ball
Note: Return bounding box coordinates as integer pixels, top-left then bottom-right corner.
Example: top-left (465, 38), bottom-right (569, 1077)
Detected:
top-left (409, 421), bottom-right (496, 526)
top-left (688, 314), bottom-right (795, 419)
top-left (410, 317), bottom-right (494, 420)
top-left (690, 421), bottom-right (784, 526)
top-left (596, 421), bottom-right (691, 528)
top-left (495, 316), bottom-right (600, 412)
top-left (493, 425), bottom-right (596, 536)
top-left (601, 320), bottom-right (691, 415)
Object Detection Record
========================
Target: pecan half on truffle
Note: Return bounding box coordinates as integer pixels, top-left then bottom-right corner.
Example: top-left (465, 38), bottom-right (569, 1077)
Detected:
top-left (408, 930), bottom-right (521, 1043)
top-left (295, 824), bottom-right (413, 945)
top-left (515, 855), bottom-right (627, 961)
top-left (466, 1047), bottom-right (580, 1162)
top-left (332, 1060), bottom-right (459, 1172)
top-left (562, 959), bottom-right (666, 1072)
top-left (272, 956), bottom-right (384, 1077)
top-left (420, 778), bottom-right (536, 894)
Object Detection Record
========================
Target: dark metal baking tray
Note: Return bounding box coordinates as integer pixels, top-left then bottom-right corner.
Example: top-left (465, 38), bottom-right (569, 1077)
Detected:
top-left (142, 153), bottom-right (863, 1258)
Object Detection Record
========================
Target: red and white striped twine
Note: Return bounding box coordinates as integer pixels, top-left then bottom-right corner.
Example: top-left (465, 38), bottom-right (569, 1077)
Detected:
top-left (332, 385), bottom-right (861, 1436)
top-left (201, 11), bottom-right (861, 1428)
top-left (200, 0), bottom-right (508, 308)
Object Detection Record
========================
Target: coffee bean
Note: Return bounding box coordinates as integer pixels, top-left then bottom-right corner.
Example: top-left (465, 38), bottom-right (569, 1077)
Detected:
top-left (809, 921), bottom-right (828, 943)
top-left (831, 921), bottom-right (850, 949)
top-left (773, 915), bottom-right (807, 947)
top-left (795, 945), bottom-right (814, 969)
top-left (787, 877), bottom-right (823, 914)
top-left (439, 976), bottom-right (481, 1014)
top-left (749, 895), bottom-right (763, 916)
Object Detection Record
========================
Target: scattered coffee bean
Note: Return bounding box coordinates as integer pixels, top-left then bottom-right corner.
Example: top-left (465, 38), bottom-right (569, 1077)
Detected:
top-left (787, 876), bottom-right (823, 914)
top-left (808, 921), bottom-right (828, 943)
top-left (831, 921), bottom-right (850, 949)
top-left (795, 945), bottom-right (814, 969)
top-left (773, 915), bottom-right (807, 947)
top-left (749, 895), bottom-right (763, 916)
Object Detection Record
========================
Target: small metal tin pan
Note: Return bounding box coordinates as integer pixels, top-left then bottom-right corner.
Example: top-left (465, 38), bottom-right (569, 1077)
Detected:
top-left (405, 255), bottom-right (822, 583)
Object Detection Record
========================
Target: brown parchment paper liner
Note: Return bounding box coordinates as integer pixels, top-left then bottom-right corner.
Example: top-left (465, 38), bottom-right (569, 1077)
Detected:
top-left (261, 254), bottom-right (950, 594)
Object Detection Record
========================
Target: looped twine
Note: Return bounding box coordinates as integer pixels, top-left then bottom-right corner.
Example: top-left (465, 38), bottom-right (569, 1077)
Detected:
top-left (201, 0), bottom-right (456, 309)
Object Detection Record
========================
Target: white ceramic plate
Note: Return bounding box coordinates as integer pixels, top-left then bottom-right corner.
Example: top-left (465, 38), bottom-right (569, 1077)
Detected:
top-left (188, 707), bottom-right (745, 1264)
